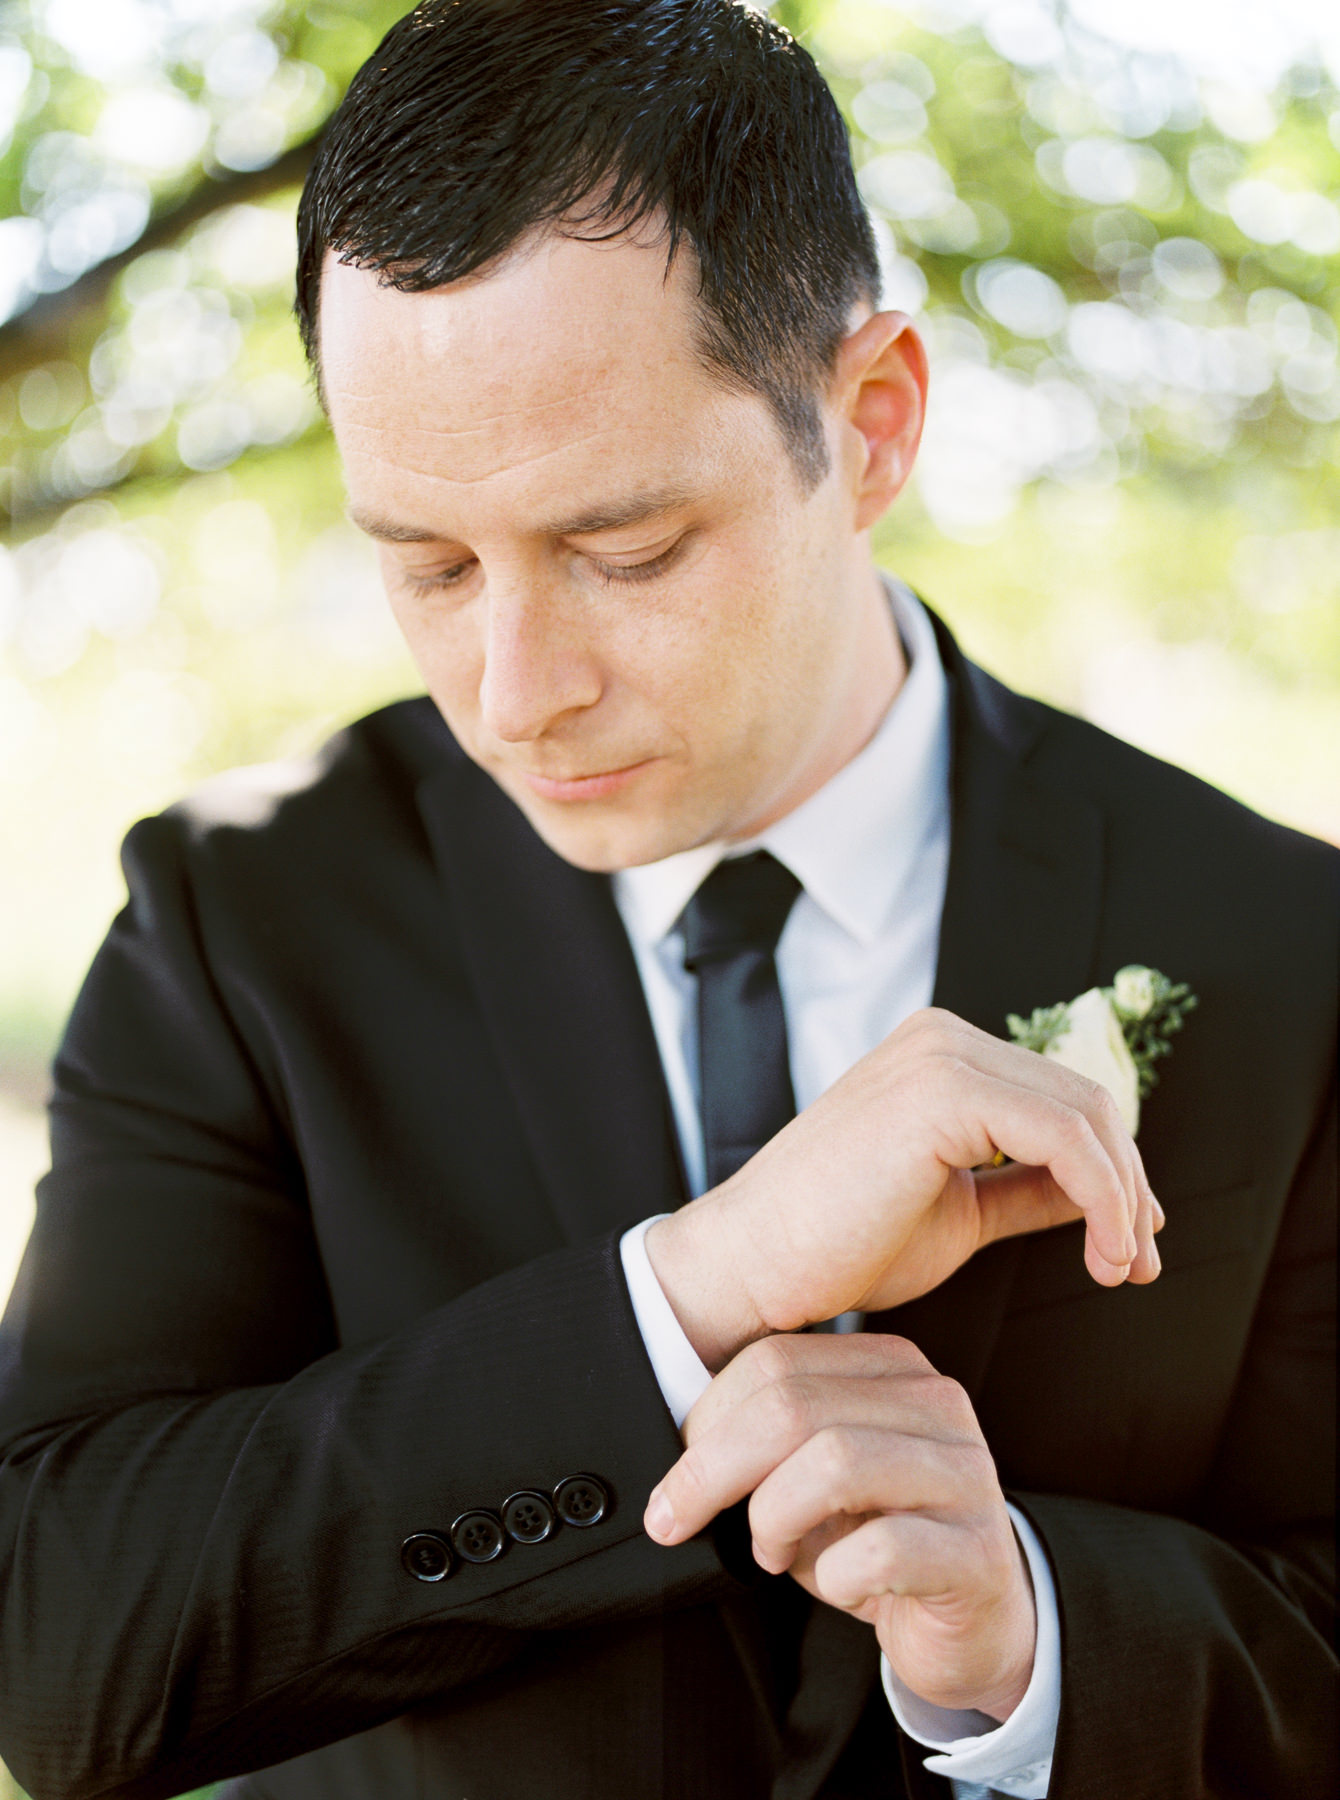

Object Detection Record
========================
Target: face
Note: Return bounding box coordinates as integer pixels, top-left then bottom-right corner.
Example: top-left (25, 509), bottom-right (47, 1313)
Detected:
top-left (320, 229), bottom-right (922, 870)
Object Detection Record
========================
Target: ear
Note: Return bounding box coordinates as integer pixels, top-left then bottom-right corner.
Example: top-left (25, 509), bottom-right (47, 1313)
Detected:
top-left (829, 312), bottom-right (928, 532)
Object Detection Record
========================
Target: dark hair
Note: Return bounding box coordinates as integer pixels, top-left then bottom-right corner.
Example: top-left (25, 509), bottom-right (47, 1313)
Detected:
top-left (295, 0), bottom-right (880, 487)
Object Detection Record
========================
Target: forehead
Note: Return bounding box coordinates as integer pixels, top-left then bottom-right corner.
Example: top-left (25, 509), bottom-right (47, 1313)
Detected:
top-left (318, 230), bottom-right (756, 502)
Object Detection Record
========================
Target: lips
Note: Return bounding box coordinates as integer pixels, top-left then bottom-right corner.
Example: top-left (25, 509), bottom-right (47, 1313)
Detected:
top-left (520, 758), bottom-right (657, 801)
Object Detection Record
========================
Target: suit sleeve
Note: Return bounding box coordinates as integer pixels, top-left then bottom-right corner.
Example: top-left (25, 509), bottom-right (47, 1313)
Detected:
top-left (1013, 1069), bottom-right (1338, 1799)
top-left (0, 815), bottom-right (735, 1800)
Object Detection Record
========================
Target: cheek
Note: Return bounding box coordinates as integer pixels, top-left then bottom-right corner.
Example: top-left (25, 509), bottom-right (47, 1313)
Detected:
top-left (382, 569), bottom-right (485, 710)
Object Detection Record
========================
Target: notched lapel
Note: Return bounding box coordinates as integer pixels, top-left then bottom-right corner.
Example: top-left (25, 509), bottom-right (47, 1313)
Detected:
top-left (930, 631), bottom-right (1106, 1036)
top-left (874, 616), bottom-right (1108, 1396)
top-left (416, 755), bottom-right (686, 1246)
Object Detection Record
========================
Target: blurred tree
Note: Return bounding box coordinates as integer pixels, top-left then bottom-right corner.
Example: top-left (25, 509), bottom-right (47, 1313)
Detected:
top-left (0, 0), bottom-right (1337, 1118)
top-left (0, 1), bottom-right (1337, 1786)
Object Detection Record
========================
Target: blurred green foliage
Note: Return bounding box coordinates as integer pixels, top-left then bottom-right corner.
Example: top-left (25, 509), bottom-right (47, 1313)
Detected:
top-left (0, 0), bottom-right (1337, 1790)
top-left (0, 0), bottom-right (1337, 1060)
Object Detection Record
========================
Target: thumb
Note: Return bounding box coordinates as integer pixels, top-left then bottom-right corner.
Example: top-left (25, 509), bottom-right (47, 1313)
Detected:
top-left (974, 1161), bottom-right (1085, 1247)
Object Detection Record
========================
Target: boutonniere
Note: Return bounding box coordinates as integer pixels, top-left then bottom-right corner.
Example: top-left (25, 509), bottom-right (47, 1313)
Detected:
top-left (1006, 965), bottom-right (1198, 1136)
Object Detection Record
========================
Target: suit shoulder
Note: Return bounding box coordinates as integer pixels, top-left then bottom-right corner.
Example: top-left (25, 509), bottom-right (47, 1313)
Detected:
top-left (139, 695), bottom-right (451, 851)
top-left (113, 697), bottom-right (459, 919)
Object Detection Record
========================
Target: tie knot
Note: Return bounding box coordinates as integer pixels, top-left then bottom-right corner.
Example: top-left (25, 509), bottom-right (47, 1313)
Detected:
top-left (678, 851), bottom-right (802, 969)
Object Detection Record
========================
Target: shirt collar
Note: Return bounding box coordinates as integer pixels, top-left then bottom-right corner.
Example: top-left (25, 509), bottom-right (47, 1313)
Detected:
top-left (614, 577), bottom-right (949, 951)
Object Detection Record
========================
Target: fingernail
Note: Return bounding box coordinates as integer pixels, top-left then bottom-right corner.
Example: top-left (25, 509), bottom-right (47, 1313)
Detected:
top-left (645, 1488), bottom-right (675, 1540)
top-left (1150, 1241), bottom-right (1162, 1274)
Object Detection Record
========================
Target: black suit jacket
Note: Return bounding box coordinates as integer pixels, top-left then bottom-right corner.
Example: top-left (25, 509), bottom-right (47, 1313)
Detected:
top-left (0, 612), bottom-right (1334, 1800)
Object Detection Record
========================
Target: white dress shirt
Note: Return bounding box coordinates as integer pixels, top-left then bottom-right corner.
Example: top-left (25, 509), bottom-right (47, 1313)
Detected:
top-left (612, 580), bottom-right (1059, 1798)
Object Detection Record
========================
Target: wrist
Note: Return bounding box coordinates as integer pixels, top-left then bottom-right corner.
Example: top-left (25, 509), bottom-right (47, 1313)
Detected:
top-left (644, 1194), bottom-right (768, 1373)
top-left (977, 1659), bottom-right (1032, 1725)
top-left (970, 1562), bottom-right (1038, 1723)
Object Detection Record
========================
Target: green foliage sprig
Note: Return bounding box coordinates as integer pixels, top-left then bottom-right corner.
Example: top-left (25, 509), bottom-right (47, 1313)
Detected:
top-left (1110, 967), bottom-right (1199, 1098)
top-left (1004, 1001), bottom-right (1071, 1056)
top-left (1008, 966), bottom-right (1198, 1098)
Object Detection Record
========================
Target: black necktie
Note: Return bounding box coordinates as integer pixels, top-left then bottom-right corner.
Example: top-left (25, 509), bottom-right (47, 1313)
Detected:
top-left (679, 851), bottom-right (812, 1710)
top-left (678, 851), bottom-right (803, 1191)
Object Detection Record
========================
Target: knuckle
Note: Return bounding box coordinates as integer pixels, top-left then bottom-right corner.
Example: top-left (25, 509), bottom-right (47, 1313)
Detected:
top-left (872, 1332), bottom-right (932, 1374)
top-left (1054, 1102), bottom-right (1099, 1153)
top-left (903, 1005), bottom-right (942, 1036)
top-left (903, 1008), bottom-right (966, 1059)
top-left (745, 1335), bottom-right (798, 1386)
top-left (929, 1374), bottom-right (975, 1426)
top-left (1086, 1081), bottom-right (1123, 1136)
top-left (813, 1425), bottom-right (861, 1495)
top-left (952, 1439), bottom-right (999, 1491)
top-left (764, 1376), bottom-right (813, 1440)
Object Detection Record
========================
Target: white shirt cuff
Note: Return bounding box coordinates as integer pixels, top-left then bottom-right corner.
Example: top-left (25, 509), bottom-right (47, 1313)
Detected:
top-left (881, 1503), bottom-right (1059, 1799)
top-left (619, 1215), bottom-right (712, 1430)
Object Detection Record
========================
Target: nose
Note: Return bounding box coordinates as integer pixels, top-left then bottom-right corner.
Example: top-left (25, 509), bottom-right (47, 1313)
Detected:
top-left (477, 585), bottom-right (604, 743)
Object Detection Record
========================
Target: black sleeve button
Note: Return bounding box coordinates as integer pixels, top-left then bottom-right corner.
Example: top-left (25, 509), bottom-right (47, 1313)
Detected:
top-left (502, 1490), bottom-right (557, 1545)
top-left (401, 1532), bottom-right (453, 1582)
top-left (451, 1509), bottom-right (507, 1563)
top-left (553, 1474), bottom-right (609, 1528)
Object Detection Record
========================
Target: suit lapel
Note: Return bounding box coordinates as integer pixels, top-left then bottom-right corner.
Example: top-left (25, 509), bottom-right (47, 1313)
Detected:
top-left (871, 612), bottom-right (1107, 1397)
top-left (929, 612), bottom-right (1106, 1032)
top-left (416, 753), bottom-right (687, 1246)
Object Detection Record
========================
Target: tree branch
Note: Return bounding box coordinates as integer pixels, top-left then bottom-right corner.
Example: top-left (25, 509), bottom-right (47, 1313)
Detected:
top-left (0, 137), bottom-right (320, 386)
top-left (3, 416), bottom-right (331, 537)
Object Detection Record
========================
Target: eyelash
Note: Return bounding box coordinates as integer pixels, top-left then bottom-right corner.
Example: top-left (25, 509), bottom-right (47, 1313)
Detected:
top-left (404, 542), bottom-right (683, 593)
top-left (590, 544), bottom-right (682, 586)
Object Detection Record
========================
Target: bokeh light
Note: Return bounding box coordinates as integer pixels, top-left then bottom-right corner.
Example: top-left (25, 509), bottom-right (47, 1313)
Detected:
top-left (0, 27), bottom-right (1336, 1785)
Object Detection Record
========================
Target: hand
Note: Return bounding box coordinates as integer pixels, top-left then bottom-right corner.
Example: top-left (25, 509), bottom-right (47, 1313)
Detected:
top-left (645, 1332), bottom-right (1037, 1721)
top-left (647, 1007), bottom-right (1162, 1368)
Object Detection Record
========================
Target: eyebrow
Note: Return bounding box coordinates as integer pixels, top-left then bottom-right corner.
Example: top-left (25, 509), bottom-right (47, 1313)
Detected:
top-left (347, 482), bottom-right (699, 545)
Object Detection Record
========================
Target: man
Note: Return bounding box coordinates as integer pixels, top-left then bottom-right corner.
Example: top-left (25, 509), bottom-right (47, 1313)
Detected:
top-left (0, 3), bottom-right (1334, 1797)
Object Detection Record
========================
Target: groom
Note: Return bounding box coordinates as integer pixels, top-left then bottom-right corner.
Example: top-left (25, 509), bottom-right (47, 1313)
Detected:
top-left (0, 4), bottom-right (1334, 1798)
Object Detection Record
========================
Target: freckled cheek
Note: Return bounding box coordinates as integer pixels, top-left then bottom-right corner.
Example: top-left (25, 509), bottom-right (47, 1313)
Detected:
top-left (383, 590), bottom-right (488, 725)
top-left (615, 619), bottom-right (777, 773)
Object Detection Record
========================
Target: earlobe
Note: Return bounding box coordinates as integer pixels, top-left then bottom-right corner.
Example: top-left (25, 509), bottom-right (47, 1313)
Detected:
top-left (836, 311), bottom-right (929, 532)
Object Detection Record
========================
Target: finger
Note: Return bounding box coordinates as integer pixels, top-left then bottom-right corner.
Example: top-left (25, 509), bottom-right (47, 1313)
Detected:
top-left (917, 1015), bottom-right (1157, 1265)
top-left (997, 1030), bottom-right (1163, 1280)
top-left (1126, 1154), bottom-right (1161, 1283)
top-left (974, 1147), bottom-right (1159, 1289)
top-left (974, 1154), bottom-right (1160, 1282)
top-left (683, 1331), bottom-right (930, 1445)
top-left (945, 1067), bottom-right (1137, 1280)
top-left (654, 1358), bottom-right (964, 1544)
top-left (966, 1025), bottom-right (1151, 1243)
top-left (747, 1425), bottom-right (993, 1575)
top-left (810, 1507), bottom-right (981, 1610)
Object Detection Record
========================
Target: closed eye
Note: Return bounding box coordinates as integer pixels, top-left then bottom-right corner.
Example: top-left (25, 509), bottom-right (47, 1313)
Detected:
top-left (403, 557), bottom-right (476, 593)
top-left (399, 534), bottom-right (688, 594)
top-left (586, 540), bottom-right (685, 586)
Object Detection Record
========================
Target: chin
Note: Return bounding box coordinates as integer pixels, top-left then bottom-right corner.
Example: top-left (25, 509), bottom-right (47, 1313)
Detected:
top-left (513, 796), bottom-right (700, 874)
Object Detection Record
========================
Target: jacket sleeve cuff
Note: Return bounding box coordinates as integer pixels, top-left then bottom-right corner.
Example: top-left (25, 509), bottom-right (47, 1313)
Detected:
top-left (880, 1503), bottom-right (1059, 1799)
top-left (619, 1215), bottom-right (713, 1429)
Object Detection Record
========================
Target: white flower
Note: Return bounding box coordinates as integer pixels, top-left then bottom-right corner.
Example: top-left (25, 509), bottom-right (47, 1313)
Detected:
top-left (1042, 986), bottom-right (1141, 1135)
top-left (1112, 964), bottom-right (1157, 1021)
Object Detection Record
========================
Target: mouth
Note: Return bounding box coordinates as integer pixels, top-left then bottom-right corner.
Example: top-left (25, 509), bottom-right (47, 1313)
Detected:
top-left (520, 758), bottom-right (659, 802)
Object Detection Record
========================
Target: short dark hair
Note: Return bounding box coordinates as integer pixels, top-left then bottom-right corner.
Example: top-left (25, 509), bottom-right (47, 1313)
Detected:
top-left (294, 0), bottom-right (880, 487)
